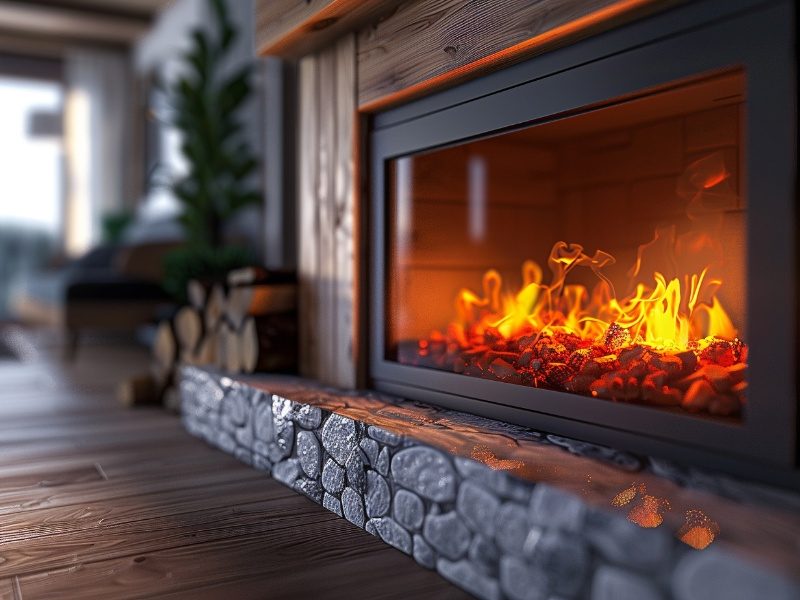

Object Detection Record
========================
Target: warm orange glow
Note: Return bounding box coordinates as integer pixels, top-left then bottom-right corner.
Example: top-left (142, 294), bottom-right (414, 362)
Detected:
top-left (412, 223), bottom-right (746, 415)
top-left (404, 149), bottom-right (746, 416)
top-left (628, 494), bottom-right (670, 528)
top-left (471, 445), bottom-right (525, 471)
top-left (451, 237), bottom-right (737, 353)
top-left (611, 483), bottom-right (643, 508)
top-left (679, 509), bottom-right (720, 550)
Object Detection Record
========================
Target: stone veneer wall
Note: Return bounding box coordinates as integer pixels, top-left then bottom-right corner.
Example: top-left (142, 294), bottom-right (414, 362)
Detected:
top-left (180, 367), bottom-right (797, 600)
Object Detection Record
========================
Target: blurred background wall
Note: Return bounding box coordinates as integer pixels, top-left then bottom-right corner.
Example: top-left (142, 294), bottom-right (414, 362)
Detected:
top-left (0, 0), bottom-right (265, 324)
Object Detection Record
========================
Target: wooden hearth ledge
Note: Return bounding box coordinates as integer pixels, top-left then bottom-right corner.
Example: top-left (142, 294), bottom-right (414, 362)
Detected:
top-left (181, 367), bottom-right (799, 600)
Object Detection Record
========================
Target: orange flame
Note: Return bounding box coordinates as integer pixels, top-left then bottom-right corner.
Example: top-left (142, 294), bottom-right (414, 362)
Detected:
top-left (451, 236), bottom-right (737, 353)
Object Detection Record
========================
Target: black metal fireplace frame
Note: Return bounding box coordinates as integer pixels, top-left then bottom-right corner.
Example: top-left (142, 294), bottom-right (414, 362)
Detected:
top-left (368, 0), bottom-right (798, 485)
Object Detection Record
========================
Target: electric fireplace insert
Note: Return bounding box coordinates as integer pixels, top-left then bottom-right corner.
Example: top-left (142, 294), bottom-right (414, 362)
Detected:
top-left (369, 0), bottom-right (798, 484)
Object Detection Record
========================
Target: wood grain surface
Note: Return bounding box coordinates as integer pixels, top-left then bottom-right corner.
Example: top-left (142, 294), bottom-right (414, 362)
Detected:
top-left (0, 331), bottom-right (466, 599)
top-left (357, 0), bottom-right (677, 110)
top-left (255, 0), bottom-right (405, 58)
top-left (297, 35), bottom-right (359, 389)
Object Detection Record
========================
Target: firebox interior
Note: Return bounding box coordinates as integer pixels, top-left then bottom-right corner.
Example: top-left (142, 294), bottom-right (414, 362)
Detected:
top-left (386, 70), bottom-right (747, 420)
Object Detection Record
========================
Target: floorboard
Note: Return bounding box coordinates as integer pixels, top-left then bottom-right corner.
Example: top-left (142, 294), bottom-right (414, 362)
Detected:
top-left (15, 525), bottom-right (453, 600)
top-left (0, 329), bottom-right (468, 599)
top-left (0, 579), bottom-right (13, 600)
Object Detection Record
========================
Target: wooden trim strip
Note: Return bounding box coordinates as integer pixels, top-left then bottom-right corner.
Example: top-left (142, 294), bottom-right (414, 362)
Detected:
top-left (256, 0), bottom-right (404, 58)
top-left (358, 0), bottom-right (670, 113)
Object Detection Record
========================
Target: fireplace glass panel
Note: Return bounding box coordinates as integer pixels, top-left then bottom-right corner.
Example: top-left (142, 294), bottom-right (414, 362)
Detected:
top-left (386, 70), bottom-right (747, 421)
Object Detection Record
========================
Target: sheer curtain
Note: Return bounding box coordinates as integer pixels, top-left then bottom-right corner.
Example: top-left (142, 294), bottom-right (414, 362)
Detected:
top-left (63, 49), bottom-right (131, 256)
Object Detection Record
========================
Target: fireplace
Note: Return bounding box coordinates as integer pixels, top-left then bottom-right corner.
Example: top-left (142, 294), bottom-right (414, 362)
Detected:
top-left (369, 0), bottom-right (798, 484)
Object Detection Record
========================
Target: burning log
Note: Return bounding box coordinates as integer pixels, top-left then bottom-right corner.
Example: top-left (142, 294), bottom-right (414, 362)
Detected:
top-left (602, 323), bottom-right (630, 351)
top-left (408, 322), bottom-right (747, 418)
top-left (682, 379), bottom-right (716, 413)
top-left (401, 238), bottom-right (747, 418)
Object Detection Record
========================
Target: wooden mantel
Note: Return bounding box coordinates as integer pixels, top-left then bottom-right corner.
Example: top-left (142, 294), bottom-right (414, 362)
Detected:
top-left (255, 0), bottom-right (677, 388)
top-left (257, 0), bottom-right (677, 111)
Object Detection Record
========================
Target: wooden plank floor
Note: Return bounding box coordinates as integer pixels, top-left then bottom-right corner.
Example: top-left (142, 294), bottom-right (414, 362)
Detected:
top-left (0, 329), bottom-right (468, 599)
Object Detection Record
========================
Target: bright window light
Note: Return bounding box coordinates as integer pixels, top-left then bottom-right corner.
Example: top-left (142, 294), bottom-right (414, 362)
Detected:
top-left (0, 76), bottom-right (63, 235)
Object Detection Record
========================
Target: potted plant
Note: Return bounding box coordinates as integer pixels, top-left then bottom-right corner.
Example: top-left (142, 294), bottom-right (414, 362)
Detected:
top-left (163, 0), bottom-right (261, 303)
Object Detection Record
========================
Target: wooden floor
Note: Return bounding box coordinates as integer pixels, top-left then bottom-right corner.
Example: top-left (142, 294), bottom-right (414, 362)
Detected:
top-left (0, 329), bottom-right (468, 599)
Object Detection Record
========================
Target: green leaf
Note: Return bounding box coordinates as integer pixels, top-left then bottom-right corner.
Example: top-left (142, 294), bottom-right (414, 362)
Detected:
top-left (166, 0), bottom-right (261, 261)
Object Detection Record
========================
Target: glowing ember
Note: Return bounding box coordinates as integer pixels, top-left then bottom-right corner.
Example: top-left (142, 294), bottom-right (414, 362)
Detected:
top-left (678, 509), bottom-right (720, 550)
top-left (403, 229), bottom-right (747, 416)
top-left (628, 494), bottom-right (671, 528)
top-left (611, 483), bottom-right (643, 508)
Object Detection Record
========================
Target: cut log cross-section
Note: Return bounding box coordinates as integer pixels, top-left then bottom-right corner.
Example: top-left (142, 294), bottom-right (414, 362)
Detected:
top-left (151, 319), bottom-right (177, 389)
top-left (174, 306), bottom-right (203, 361)
top-left (226, 284), bottom-right (298, 330)
top-left (187, 278), bottom-right (206, 310)
top-left (204, 284), bottom-right (226, 331)
top-left (222, 322), bottom-right (243, 374)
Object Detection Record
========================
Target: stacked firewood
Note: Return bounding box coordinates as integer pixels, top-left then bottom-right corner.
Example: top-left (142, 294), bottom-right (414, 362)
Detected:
top-left (120, 267), bottom-right (297, 409)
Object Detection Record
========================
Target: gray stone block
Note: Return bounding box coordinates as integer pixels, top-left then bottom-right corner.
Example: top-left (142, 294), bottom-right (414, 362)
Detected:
top-left (252, 440), bottom-right (269, 459)
top-left (368, 425), bottom-right (401, 446)
top-left (323, 492), bottom-right (343, 517)
top-left (454, 457), bottom-right (532, 503)
top-left (219, 414), bottom-right (236, 435)
top-left (270, 397), bottom-right (296, 460)
top-left (500, 556), bottom-right (549, 600)
top-left (359, 438), bottom-right (379, 466)
top-left (296, 430), bottom-right (321, 478)
top-left (234, 447), bottom-right (252, 465)
top-left (423, 511), bottom-right (472, 561)
top-left (273, 458), bottom-right (301, 486)
top-left (375, 446), bottom-right (390, 476)
top-left (346, 447), bottom-right (366, 494)
top-left (216, 431), bottom-right (237, 454)
top-left (457, 480), bottom-right (500, 537)
top-left (584, 508), bottom-right (671, 571)
top-left (437, 558), bottom-right (502, 600)
top-left (322, 414), bottom-right (359, 465)
top-left (252, 453), bottom-right (272, 473)
top-left (672, 548), bottom-right (799, 600)
top-left (393, 489), bottom-right (425, 531)
top-left (294, 477), bottom-right (323, 503)
top-left (494, 502), bottom-right (531, 556)
top-left (365, 470), bottom-right (390, 518)
top-left (288, 402), bottom-right (323, 429)
top-left (527, 529), bottom-right (589, 598)
top-left (413, 534), bottom-right (436, 569)
top-left (322, 458), bottom-right (345, 494)
top-left (591, 565), bottom-right (663, 600)
top-left (391, 447), bottom-right (457, 502)
top-left (252, 394), bottom-right (274, 442)
top-left (468, 534), bottom-right (500, 577)
top-left (341, 486), bottom-right (365, 528)
top-left (529, 484), bottom-right (585, 533)
top-left (365, 519), bottom-right (378, 536)
top-left (234, 426), bottom-right (253, 449)
top-left (368, 517), bottom-right (412, 554)
top-left (223, 386), bottom-right (249, 426)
